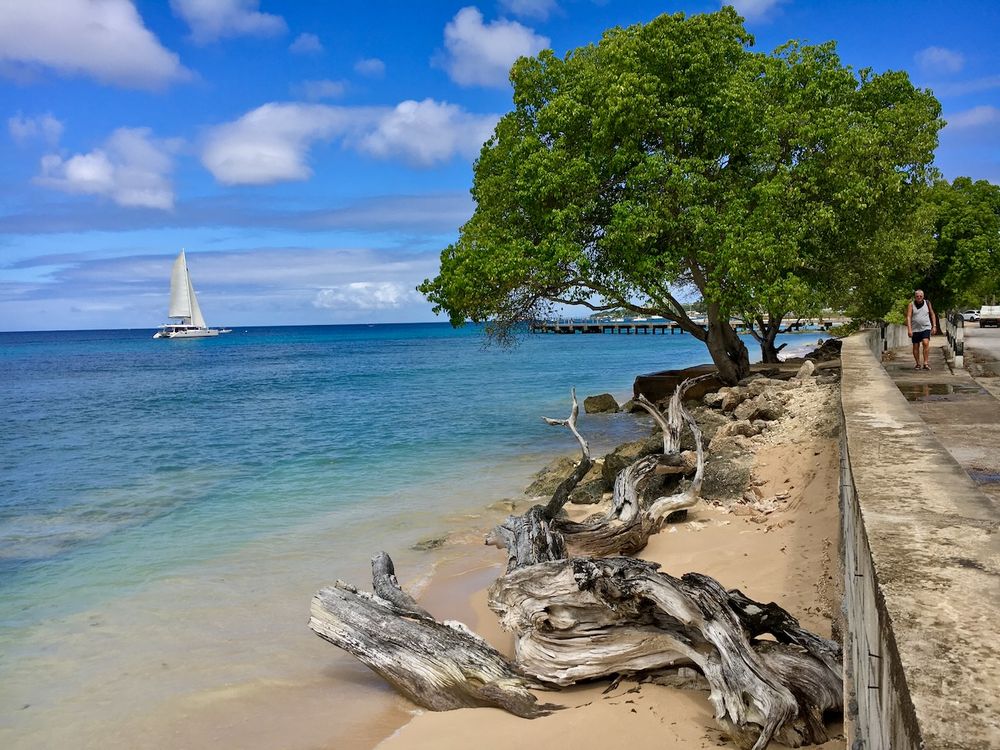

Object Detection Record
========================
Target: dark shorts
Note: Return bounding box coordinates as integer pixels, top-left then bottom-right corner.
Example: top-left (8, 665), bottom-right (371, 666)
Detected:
top-left (912, 329), bottom-right (931, 344)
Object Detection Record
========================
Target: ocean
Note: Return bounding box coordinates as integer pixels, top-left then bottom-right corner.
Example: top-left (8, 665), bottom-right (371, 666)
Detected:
top-left (0, 323), bottom-right (814, 749)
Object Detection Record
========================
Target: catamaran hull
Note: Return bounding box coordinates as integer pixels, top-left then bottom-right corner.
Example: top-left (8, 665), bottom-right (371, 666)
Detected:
top-left (153, 328), bottom-right (220, 339)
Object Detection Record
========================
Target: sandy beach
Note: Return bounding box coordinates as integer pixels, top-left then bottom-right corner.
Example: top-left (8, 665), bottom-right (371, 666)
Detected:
top-left (322, 374), bottom-right (847, 750)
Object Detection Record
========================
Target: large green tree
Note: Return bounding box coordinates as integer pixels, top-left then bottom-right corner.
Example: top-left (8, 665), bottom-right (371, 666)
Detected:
top-left (420, 9), bottom-right (942, 383)
top-left (918, 177), bottom-right (1000, 311)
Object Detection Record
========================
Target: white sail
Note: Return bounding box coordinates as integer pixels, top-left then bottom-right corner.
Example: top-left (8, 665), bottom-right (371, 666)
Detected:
top-left (166, 250), bottom-right (208, 327)
top-left (186, 270), bottom-right (207, 328)
top-left (155, 250), bottom-right (223, 338)
top-left (167, 250), bottom-right (193, 321)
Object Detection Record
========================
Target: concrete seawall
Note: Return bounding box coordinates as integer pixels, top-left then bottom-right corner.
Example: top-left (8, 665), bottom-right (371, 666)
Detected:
top-left (840, 327), bottom-right (1000, 749)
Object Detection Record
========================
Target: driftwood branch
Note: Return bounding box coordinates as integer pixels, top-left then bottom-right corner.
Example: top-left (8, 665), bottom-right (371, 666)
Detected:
top-left (489, 378), bottom-right (707, 565)
top-left (488, 558), bottom-right (842, 749)
top-left (540, 387), bottom-right (593, 518)
top-left (556, 453), bottom-right (663, 557)
top-left (638, 386), bottom-right (705, 518)
top-left (309, 552), bottom-right (560, 718)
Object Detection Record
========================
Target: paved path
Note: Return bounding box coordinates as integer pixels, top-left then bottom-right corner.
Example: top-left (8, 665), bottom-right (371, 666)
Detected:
top-left (884, 328), bottom-right (1000, 507)
top-left (841, 333), bottom-right (1000, 748)
top-left (964, 325), bottom-right (1000, 399)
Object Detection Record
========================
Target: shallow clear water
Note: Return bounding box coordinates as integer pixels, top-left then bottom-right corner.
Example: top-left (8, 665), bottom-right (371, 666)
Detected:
top-left (0, 322), bottom-right (811, 748)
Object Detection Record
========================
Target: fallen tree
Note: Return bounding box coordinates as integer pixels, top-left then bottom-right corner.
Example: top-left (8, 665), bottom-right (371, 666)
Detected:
top-left (308, 551), bottom-right (559, 718)
top-left (488, 557), bottom-right (842, 750)
top-left (488, 378), bottom-right (707, 566)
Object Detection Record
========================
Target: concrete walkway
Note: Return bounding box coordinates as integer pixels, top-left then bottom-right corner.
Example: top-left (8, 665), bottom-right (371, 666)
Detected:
top-left (840, 332), bottom-right (1000, 749)
top-left (882, 336), bottom-right (1000, 508)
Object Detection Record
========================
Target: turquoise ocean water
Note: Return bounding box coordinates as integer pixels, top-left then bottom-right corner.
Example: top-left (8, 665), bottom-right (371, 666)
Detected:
top-left (0, 323), bottom-right (811, 749)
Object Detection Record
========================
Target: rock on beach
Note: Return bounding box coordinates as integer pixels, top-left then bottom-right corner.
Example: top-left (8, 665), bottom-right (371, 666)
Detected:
top-left (583, 393), bottom-right (620, 413)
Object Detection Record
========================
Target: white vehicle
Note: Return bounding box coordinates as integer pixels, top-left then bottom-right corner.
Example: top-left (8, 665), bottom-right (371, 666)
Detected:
top-left (980, 306), bottom-right (1000, 329)
top-left (962, 309), bottom-right (980, 321)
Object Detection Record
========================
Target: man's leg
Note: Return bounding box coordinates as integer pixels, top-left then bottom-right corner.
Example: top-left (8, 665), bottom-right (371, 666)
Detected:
top-left (913, 341), bottom-right (921, 366)
top-left (923, 337), bottom-right (931, 367)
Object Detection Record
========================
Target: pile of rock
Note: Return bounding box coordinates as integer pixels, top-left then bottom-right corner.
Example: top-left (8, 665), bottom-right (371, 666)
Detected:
top-left (806, 337), bottom-right (843, 362)
top-left (526, 358), bottom-right (841, 508)
top-left (696, 362), bottom-right (841, 502)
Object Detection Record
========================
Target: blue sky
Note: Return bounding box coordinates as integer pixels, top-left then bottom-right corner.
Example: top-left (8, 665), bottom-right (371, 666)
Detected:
top-left (1, 0), bottom-right (998, 331)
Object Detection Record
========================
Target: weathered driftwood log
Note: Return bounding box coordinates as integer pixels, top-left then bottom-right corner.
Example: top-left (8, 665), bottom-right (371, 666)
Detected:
top-left (554, 452), bottom-right (665, 557)
top-left (488, 557), bottom-right (842, 750)
top-left (309, 552), bottom-right (559, 718)
top-left (488, 379), bottom-right (707, 565)
top-left (486, 504), bottom-right (567, 572)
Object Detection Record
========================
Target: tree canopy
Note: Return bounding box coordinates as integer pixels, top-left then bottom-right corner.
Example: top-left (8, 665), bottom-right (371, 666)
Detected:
top-left (918, 177), bottom-right (1000, 310)
top-left (420, 8), bottom-right (943, 382)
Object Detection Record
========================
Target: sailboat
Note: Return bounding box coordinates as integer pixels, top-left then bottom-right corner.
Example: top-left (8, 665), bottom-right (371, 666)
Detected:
top-left (153, 250), bottom-right (227, 338)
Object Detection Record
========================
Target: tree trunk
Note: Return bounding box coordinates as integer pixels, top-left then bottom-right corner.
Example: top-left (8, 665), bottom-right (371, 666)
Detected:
top-left (309, 552), bottom-right (559, 718)
top-left (488, 557), bottom-right (842, 750)
top-left (759, 323), bottom-right (782, 364)
top-left (754, 314), bottom-right (790, 364)
top-left (705, 304), bottom-right (751, 384)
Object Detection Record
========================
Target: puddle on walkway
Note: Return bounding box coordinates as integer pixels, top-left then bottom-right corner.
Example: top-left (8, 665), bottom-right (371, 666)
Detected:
top-left (896, 382), bottom-right (987, 401)
top-left (968, 470), bottom-right (1000, 484)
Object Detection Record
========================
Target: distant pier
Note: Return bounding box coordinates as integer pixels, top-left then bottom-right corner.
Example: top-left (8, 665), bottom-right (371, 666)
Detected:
top-left (529, 318), bottom-right (843, 335)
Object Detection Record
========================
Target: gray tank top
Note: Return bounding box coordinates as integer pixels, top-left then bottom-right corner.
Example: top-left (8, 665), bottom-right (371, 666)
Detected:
top-left (911, 301), bottom-right (931, 332)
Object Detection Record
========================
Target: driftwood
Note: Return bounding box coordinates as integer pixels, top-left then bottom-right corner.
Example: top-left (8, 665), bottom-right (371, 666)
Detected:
top-left (309, 378), bottom-right (840, 747)
top-left (540, 387), bottom-right (593, 518)
top-left (488, 557), bottom-right (842, 750)
top-left (488, 379), bottom-right (707, 566)
top-left (309, 552), bottom-right (559, 718)
top-left (486, 389), bottom-right (585, 571)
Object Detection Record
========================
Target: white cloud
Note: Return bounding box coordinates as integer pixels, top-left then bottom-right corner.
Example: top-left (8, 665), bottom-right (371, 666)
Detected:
top-left (313, 281), bottom-right (417, 311)
top-left (170, 0), bottom-right (286, 43)
top-left (726, 0), bottom-right (787, 22)
top-left (946, 105), bottom-right (1000, 130)
top-left (0, 0), bottom-right (189, 90)
top-left (290, 32), bottom-right (323, 55)
top-left (9, 113), bottom-right (64, 146)
top-left (201, 103), bottom-right (367, 185)
top-left (293, 79), bottom-right (347, 100)
top-left (355, 57), bottom-right (386, 77)
top-left (499, 0), bottom-right (558, 20)
top-left (359, 99), bottom-right (497, 166)
top-left (438, 7), bottom-right (549, 88)
top-left (915, 46), bottom-right (965, 75)
top-left (36, 127), bottom-right (179, 209)
top-left (201, 100), bottom-right (499, 184)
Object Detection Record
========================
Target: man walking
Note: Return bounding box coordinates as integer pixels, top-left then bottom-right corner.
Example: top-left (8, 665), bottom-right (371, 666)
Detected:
top-left (906, 289), bottom-right (938, 370)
